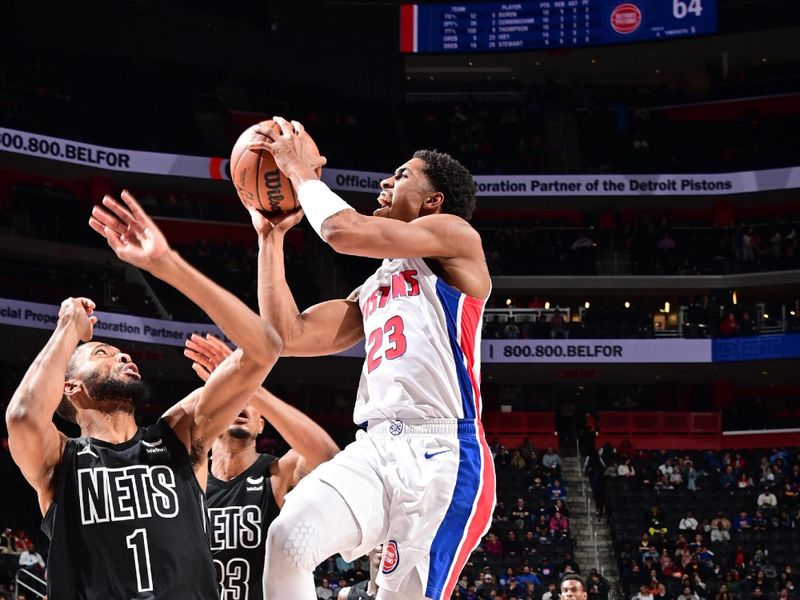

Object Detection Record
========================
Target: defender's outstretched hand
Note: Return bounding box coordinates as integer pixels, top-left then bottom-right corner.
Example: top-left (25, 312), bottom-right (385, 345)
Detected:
top-left (247, 206), bottom-right (305, 237)
top-left (89, 190), bottom-right (170, 272)
top-left (184, 333), bottom-right (233, 382)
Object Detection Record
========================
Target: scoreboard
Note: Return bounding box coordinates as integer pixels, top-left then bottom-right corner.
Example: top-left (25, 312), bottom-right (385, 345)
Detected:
top-left (400, 1), bottom-right (717, 53)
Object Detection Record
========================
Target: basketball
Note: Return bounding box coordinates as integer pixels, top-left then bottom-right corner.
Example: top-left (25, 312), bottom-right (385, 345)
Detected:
top-left (229, 120), bottom-right (317, 215)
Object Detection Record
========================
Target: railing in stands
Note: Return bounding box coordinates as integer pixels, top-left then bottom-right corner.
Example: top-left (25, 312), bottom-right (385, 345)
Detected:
top-left (16, 568), bottom-right (46, 599)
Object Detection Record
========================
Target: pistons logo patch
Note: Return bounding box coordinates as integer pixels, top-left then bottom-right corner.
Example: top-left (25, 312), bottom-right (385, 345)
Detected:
top-left (382, 540), bottom-right (400, 574)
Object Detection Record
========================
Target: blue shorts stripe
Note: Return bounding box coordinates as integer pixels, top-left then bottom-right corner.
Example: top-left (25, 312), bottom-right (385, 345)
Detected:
top-left (425, 433), bottom-right (482, 598)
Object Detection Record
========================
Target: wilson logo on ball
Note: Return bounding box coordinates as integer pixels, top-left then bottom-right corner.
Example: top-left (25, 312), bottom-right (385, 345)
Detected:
top-left (382, 540), bottom-right (400, 574)
top-left (263, 169), bottom-right (285, 211)
top-left (610, 3), bottom-right (642, 34)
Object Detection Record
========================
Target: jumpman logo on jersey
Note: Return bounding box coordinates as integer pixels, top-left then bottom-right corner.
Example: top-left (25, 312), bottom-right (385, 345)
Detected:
top-left (77, 445), bottom-right (99, 458)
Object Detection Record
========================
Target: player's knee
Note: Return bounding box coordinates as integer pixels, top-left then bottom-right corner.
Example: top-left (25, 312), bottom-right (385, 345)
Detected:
top-left (266, 509), bottom-right (323, 572)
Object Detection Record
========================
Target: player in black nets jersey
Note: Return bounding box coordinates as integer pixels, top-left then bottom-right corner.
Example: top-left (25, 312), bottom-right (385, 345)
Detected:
top-left (184, 333), bottom-right (339, 600)
top-left (6, 191), bottom-right (282, 600)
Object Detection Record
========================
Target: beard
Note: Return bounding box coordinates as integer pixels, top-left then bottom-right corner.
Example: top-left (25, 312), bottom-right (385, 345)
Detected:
top-left (83, 372), bottom-right (150, 408)
top-left (227, 425), bottom-right (255, 440)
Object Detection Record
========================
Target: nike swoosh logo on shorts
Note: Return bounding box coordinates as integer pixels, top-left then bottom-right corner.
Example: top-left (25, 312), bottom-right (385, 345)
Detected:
top-left (424, 449), bottom-right (452, 460)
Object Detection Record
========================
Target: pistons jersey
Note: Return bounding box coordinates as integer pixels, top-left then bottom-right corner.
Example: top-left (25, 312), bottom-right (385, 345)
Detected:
top-left (41, 419), bottom-right (218, 600)
top-left (206, 454), bottom-right (279, 600)
top-left (353, 256), bottom-right (487, 423)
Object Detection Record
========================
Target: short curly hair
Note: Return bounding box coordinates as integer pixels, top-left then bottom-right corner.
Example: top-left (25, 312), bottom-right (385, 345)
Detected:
top-left (413, 149), bottom-right (476, 221)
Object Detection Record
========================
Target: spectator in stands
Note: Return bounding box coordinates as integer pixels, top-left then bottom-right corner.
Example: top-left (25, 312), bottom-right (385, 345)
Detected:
top-left (517, 566), bottom-right (541, 589)
top-left (751, 511), bottom-right (767, 531)
top-left (535, 515), bottom-right (552, 544)
top-left (757, 487), bottom-right (778, 513)
top-left (493, 500), bottom-right (509, 523)
top-left (0, 529), bottom-right (17, 554)
top-left (522, 530), bottom-right (537, 560)
top-left (648, 507), bottom-right (668, 536)
top-left (659, 549), bottom-right (675, 578)
top-left (678, 586), bottom-right (700, 600)
top-left (316, 576), bottom-right (334, 600)
top-left (719, 313), bottom-right (740, 337)
top-left (512, 498), bottom-right (531, 530)
top-left (17, 543), bottom-right (44, 577)
top-left (553, 499), bottom-right (569, 518)
top-left (659, 459), bottom-right (676, 479)
top-left (679, 511), bottom-right (698, 533)
top-left (641, 546), bottom-right (659, 565)
top-left (505, 576), bottom-right (524, 599)
top-left (542, 582), bottom-right (558, 600)
top-left (505, 317), bottom-right (521, 339)
top-left (733, 511), bottom-right (752, 531)
top-left (483, 532), bottom-right (503, 560)
top-left (504, 530), bottom-right (523, 560)
top-left (542, 447), bottom-right (562, 477)
top-left (619, 458), bottom-right (636, 478)
top-left (606, 460), bottom-right (621, 477)
top-left (549, 511), bottom-right (569, 538)
top-left (547, 479), bottom-right (567, 501)
top-left (511, 450), bottom-right (527, 470)
top-left (529, 476), bottom-right (547, 495)
top-left (499, 567), bottom-right (517, 587)
top-left (485, 315), bottom-right (503, 339)
top-left (633, 584), bottom-right (655, 600)
top-left (550, 311), bottom-right (568, 339)
top-left (710, 511), bottom-right (731, 531)
top-left (720, 465), bottom-right (737, 490)
top-left (737, 472), bottom-right (754, 489)
top-left (710, 523), bottom-right (730, 544)
top-left (587, 572), bottom-right (609, 600)
top-left (477, 572), bottom-right (499, 599)
top-left (685, 460), bottom-right (698, 491)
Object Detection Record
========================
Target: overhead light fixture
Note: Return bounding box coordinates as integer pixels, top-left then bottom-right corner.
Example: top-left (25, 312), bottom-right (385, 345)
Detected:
top-left (624, 301), bottom-right (630, 309)
top-left (664, 301), bottom-right (670, 313)
top-left (544, 301), bottom-right (551, 310)
top-left (584, 301), bottom-right (590, 309)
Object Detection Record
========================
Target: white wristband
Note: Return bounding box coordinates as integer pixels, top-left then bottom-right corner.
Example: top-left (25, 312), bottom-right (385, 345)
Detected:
top-left (297, 179), bottom-right (355, 239)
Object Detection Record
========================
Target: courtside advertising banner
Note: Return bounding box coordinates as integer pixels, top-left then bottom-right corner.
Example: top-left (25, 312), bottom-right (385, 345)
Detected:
top-left (0, 298), bottom-right (226, 347)
top-left (482, 339), bottom-right (712, 363)
top-left (2, 297), bottom-right (719, 363)
top-left (0, 127), bottom-right (230, 180)
top-left (4, 127), bottom-right (800, 195)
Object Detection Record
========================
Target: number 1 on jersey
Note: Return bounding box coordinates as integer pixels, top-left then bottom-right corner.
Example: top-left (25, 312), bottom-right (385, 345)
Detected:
top-left (366, 316), bottom-right (407, 373)
top-left (126, 528), bottom-right (154, 592)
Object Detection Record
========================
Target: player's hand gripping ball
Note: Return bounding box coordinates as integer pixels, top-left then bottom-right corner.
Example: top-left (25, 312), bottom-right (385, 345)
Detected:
top-left (230, 120), bottom-right (320, 215)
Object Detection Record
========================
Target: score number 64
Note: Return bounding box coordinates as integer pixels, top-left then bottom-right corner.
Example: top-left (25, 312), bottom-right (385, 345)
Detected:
top-left (673, 0), bottom-right (703, 18)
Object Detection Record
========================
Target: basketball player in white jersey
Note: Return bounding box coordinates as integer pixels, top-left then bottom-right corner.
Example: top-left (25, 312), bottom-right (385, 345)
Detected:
top-left (246, 117), bottom-right (495, 600)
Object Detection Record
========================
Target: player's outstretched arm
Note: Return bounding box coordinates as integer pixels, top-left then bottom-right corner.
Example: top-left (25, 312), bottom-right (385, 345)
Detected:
top-left (6, 297), bottom-right (96, 514)
top-left (184, 334), bottom-right (340, 504)
top-left (90, 191), bottom-right (281, 468)
top-left (248, 206), bottom-right (364, 357)
top-left (89, 190), bottom-right (280, 363)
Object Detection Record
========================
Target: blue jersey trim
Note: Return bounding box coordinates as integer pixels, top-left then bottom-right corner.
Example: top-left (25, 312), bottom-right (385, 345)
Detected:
top-left (434, 279), bottom-right (475, 420)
